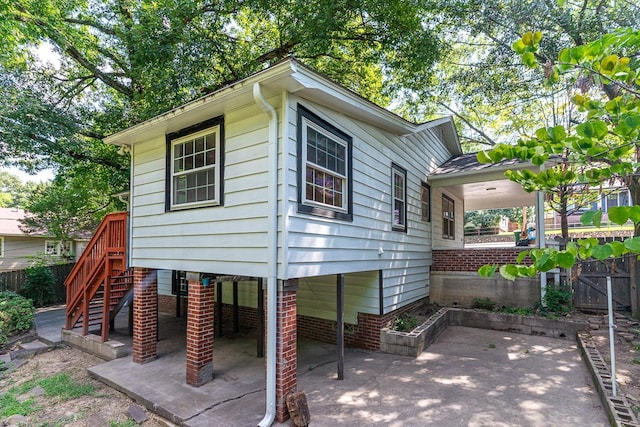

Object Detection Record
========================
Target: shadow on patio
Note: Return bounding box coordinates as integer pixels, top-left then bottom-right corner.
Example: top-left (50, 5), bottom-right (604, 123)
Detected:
top-left (88, 311), bottom-right (608, 427)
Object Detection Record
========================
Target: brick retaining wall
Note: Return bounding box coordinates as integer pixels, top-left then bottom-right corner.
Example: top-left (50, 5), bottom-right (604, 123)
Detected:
top-left (432, 248), bottom-right (532, 272)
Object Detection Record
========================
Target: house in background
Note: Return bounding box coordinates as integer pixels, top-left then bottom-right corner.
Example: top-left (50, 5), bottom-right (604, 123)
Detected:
top-left (0, 207), bottom-right (85, 271)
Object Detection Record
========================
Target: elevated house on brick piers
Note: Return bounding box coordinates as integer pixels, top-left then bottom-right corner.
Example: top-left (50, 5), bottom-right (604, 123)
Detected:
top-left (67, 58), bottom-right (543, 424)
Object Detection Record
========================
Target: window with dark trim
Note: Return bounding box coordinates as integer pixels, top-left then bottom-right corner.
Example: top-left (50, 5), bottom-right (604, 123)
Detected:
top-left (421, 182), bottom-right (431, 222)
top-left (442, 194), bottom-right (455, 239)
top-left (391, 164), bottom-right (407, 232)
top-left (297, 105), bottom-right (353, 221)
top-left (165, 116), bottom-right (224, 211)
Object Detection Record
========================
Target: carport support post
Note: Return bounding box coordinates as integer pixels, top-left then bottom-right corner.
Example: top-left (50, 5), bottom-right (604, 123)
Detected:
top-left (186, 275), bottom-right (215, 386)
top-left (132, 268), bottom-right (157, 364)
top-left (337, 273), bottom-right (344, 380)
top-left (257, 278), bottom-right (264, 357)
top-left (275, 280), bottom-right (298, 423)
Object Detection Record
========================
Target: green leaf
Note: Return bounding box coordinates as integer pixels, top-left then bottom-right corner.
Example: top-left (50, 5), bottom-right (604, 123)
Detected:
top-left (548, 125), bottom-right (566, 142)
top-left (608, 206), bottom-right (630, 225)
top-left (624, 237), bottom-right (640, 253)
top-left (600, 54), bottom-right (618, 74)
top-left (478, 264), bottom-right (498, 277)
top-left (516, 250), bottom-right (530, 263)
top-left (522, 32), bottom-right (534, 46)
top-left (609, 241), bottom-right (627, 257)
top-left (512, 39), bottom-right (527, 54)
top-left (591, 244), bottom-right (613, 260)
top-left (476, 151), bottom-right (492, 163)
top-left (522, 52), bottom-right (537, 68)
top-left (533, 31), bottom-right (543, 44)
top-left (556, 252), bottom-right (576, 269)
top-left (499, 264), bottom-right (519, 281)
top-left (628, 205), bottom-right (640, 224)
top-left (576, 122), bottom-right (594, 138)
top-left (558, 48), bottom-right (571, 63)
top-left (580, 210), bottom-right (602, 227)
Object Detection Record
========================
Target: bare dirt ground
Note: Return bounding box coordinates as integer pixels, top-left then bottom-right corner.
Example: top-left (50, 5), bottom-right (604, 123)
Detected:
top-left (0, 346), bottom-right (171, 426)
top-left (590, 314), bottom-right (640, 416)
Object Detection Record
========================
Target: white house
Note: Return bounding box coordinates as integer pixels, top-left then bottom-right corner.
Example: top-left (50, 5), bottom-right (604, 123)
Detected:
top-left (103, 58), bottom-right (463, 424)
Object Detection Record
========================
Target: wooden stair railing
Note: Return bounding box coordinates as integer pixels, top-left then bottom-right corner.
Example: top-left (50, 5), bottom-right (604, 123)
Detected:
top-left (64, 212), bottom-right (130, 342)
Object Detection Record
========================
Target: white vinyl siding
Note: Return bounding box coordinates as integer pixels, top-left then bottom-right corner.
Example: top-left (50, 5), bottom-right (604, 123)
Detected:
top-left (129, 99), bottom-right (277, 276)
top-left (285, 97), bottom-right (453, 314)
top-left (431, 187), bottom-right (465, 250)
top-left (125, 89), bottom-right (458, 316)
top-left (297, 271), bottom-right (379, 324)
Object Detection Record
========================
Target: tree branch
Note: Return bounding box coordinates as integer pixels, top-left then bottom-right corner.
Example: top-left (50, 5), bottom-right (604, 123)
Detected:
top-left (436, 102), bottom-right (499, 146)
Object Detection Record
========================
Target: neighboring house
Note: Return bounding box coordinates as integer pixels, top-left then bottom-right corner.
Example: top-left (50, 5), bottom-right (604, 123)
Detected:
top-left (102, 58), bottom-right (464, 423)
top-left (0, 208), bottom-right (85, 272)
top-left (546, 184), bottom-right (633, 231)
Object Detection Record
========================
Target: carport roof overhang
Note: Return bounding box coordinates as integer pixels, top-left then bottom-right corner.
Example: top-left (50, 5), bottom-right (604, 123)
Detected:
top-left (428, 153), bottom-right (542, 211)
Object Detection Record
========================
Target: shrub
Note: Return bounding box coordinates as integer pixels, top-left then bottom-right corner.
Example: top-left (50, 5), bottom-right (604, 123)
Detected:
top-left (471, 297), bottom-right (496, 311)
top-left (392, 313), bottom-right (418, 332)
top-left (20, 265), bottom-right (56, 307)
top-left (0, 291), bottom-right (35, 345)
top-left (543, 285), bottom-right (572, 314)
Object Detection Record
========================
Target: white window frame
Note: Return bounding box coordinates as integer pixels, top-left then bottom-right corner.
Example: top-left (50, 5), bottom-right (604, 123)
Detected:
top-left (442, 194), bottom-right (455, 240)
top-left (392, 164), bottom-right (407, 231)
top-left (45, 240), bottom-right (72, 256)
top-left (421, 182), bottom-right (431, 222)
top-left (301, 117), bottom-right (349, 213)
top-left (170, 125), bottom-right (221, 209)
top-left (0, 237), bottom-right (4, 258)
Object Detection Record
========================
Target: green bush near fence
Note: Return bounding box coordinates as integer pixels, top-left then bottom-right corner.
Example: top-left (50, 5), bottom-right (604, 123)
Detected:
top-left (20, 266), bottom-right (57, 308)
top-left (0, 291), bottom-right (35, 346)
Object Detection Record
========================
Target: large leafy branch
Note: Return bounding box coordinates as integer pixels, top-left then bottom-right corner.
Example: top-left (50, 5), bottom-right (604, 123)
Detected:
top-left (478, 28), bottom-right (640, 279)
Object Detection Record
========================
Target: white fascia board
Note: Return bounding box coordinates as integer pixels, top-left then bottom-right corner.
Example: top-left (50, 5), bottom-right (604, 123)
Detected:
top-left (287, 68), bottom-right (416, 135)
top-left (429, 162), bottom-right (538, 187)
top-left (104, 61), bottom-right (300, 146)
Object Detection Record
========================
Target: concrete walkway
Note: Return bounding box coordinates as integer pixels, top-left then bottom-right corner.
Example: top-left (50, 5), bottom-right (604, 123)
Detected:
top-left (32, 307), bottom-right (608, 426)
top-left (34, 305), bottom-right (66, 345)
top-left (83, 311), bottom-right (608, 426)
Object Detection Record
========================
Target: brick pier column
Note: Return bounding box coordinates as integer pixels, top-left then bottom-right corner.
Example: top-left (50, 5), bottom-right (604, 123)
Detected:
top-left (186, 277), bottom-right (215, 386)
top-left (132, 268), bottom-right (158, 364)
top-left (275, 279), bottom-right (298, 422)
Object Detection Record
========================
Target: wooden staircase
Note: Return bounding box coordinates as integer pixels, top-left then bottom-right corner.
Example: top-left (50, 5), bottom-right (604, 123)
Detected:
top-left (64, 212), bottom-right (131, 342)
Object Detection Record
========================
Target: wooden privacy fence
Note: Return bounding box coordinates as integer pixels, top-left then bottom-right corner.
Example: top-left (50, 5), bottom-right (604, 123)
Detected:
top-left (0, 263), bottom-right (75, 303)
top-left (560, 237), bottom-right (635, 313)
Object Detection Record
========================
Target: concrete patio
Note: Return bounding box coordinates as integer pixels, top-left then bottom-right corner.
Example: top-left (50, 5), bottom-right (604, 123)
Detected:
top-left (82, 310), bottom-right (608, 426)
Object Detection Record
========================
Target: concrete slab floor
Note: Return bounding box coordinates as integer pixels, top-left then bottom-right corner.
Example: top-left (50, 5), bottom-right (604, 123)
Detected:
top-left (88, 310), bottom-right (608, 427)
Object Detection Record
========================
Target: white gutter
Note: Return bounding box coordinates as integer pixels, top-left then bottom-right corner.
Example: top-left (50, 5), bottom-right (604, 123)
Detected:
top-left (253, 83), bottom-right (278, 427)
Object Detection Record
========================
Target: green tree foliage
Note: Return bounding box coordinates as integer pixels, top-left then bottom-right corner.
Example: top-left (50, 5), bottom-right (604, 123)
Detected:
top-left (0, 171), bottom-right (38, 208)
top-left (478, 28), bottom-right (640, 279)
top-left (1, 1), bottom-right (443, 235)
top-left (20, 164), bottom-right (127, 241)
top-left (418, 0), bottom-right (639, 150)
top-left (21, 265), bottom-right (56, 308)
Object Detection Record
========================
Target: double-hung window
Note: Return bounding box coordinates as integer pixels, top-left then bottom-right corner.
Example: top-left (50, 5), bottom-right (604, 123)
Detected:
top-left (392, 164), bottom-right (407, 231)
top-left (421, 182), bottom-right (431, 222)
top-left (297, 106), bottom-right (352, 221)
top-left (166, 117), bottom-right (224, 210)
top-left (45, 240), bottom-right (72, 256)
top-left (442, 194), bottom-right (455, 239)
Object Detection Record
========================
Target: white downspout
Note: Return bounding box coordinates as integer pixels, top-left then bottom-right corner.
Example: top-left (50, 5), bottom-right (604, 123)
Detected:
top-left (254, 83), bottom-right (278, 427)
